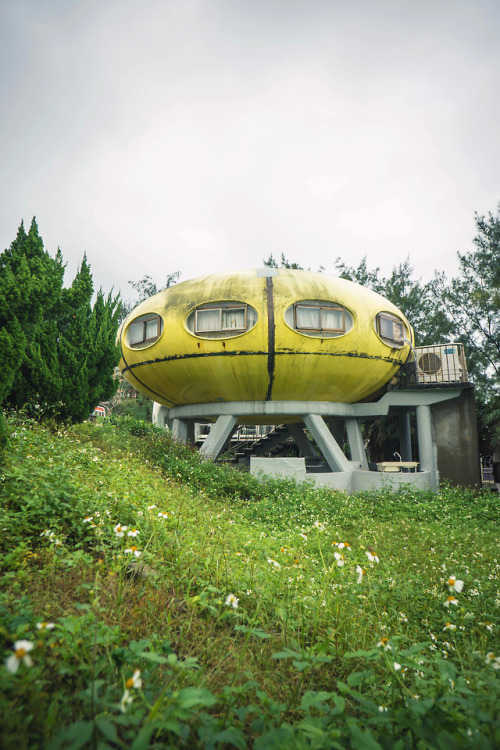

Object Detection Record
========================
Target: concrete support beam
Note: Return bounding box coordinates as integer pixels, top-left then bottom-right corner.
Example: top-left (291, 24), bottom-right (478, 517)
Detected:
top-left (199, 414), bottom-right (238, 459)
top-left (416, 405), bottom-right (438, 490)
top-left (168, 390), bottom-right (463, 423)
top-left (345, 418), bottom-right (368, 469)
top-left (303, 414), bottom-right (352, 472)
top-left (287, 423), bottom-right (319, 457)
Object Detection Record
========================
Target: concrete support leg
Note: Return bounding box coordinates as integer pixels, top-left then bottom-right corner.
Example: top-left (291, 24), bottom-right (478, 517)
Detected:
top-left (199, 415), bottom-right (238, 459)
top-left (345, 418), bottom-right (368, 469)
top-left (172, 418), bottom-right (193, 443)
top-left (416, 405), bottom-right (438, 490)
top-left (303, 414), bottom-right (352, 472)
top-left (287, 423), bottom-right (319, 458)
top-left (399, 411), bottom-right (412, 461)
top-left (152, 402), bottom-right (173, 430)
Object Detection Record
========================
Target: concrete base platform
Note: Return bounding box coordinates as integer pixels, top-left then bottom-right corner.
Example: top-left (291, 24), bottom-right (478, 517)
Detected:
top-left (310, 469), bottom-right (432, 492)
top-left (250, 457), bottom-right (432, 492)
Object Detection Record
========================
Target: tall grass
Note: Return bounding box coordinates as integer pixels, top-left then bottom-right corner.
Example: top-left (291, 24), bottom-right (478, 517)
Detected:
top-left (0, 412), bottom-right (498, 749)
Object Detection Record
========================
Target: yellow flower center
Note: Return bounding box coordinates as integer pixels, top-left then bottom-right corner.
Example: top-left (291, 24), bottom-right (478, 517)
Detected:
top-left (381, 637), bottom-right (389, 645)
top-left (15, 648), bottom-right (27, 659)
top-left (125, 678), bottom-right (134, 689)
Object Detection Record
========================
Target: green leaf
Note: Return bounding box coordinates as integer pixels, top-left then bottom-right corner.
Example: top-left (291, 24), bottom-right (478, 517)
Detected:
top-left (96, 718), bottom-right (120, 745)
top-left (347, 670), bottom-right (373, 687)
top-left (137, 651), bottom-right (170, 664)
top-left (345, 648), bottom-right (379, 659)
top-left (348, 722), bottom-right (384, 750)
top-left (300, 690), bottom-right (335, 712)
top-left (214, 727), bottom-right (248, 749)
top-left (175, 687), bottom-right (217, 709)
top-left (46, 720), bottom-right (94, 750)
top-left (130, 724), bottom-right (156, 750)
top-left (333, 695), bottom-right (345, 713)
top-left (234, 624), bottom-right (271, 639)
top-left (272, 649), bottom-right (301, 660)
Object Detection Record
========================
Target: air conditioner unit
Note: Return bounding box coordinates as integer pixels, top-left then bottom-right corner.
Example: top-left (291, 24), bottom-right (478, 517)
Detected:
top-left (415, 344), bottom-right (468, 384)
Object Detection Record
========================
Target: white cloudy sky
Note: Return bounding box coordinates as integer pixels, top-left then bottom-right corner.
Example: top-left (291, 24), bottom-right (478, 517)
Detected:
top-left (0, 0), bottom-right (498, 299)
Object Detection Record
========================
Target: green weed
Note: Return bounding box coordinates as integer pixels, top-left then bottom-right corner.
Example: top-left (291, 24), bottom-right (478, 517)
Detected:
top-left (0, 412), bottom-right (499, 748)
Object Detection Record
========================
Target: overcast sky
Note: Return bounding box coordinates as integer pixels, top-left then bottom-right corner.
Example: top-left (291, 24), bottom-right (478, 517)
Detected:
top-left (1, 0), bottom-right (498, 300)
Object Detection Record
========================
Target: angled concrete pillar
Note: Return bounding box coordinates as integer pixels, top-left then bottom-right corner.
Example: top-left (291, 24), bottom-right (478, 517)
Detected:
top-left (199, 415), bottom-right (238, 459)
top-left (345, 418), bottom-right (368, 469)
top-left (303, 414), bottom-right (352, 472)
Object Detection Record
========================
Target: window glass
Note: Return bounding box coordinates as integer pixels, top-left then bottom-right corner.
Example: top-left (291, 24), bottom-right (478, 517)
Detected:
top-left (322, 307), bottom-right (344, 331)
top-left (145, 318), bottom-right (159, 340)
top-left (126, 314), bottom-right (163, 348)
top-left (296, 306), bottom-right (320, 329)
top-left (129, 321), bottom-right (145, 345)
top-left (187, 303), bottom-right (257, 338)
top-left (285, 300), bottom-right (352, 337)
top-left (222, 307), bottom-right (246, 330)
top-left (196, 308), bottom-right (221, 332)
top-left (376, 313), bottom-right (407, 346)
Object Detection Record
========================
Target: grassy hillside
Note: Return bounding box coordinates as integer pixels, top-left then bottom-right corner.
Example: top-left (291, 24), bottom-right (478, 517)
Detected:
top-left (0, 412), bottom-right (499, 749)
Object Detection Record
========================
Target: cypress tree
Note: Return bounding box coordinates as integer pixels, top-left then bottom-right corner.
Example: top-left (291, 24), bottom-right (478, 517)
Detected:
top-left (1, 218), bottom-right (121, 423)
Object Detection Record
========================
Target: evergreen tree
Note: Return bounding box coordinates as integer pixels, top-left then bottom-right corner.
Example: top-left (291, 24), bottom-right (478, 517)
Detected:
top-left (435, 206), bottom-right (500, 401)
top-left (1, 219), bottom-right (121, 422)
top-left (0, 219), bottom-right (64, 405)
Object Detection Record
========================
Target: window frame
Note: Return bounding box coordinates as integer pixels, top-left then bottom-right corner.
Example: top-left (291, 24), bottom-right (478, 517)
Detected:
top-left (194, 304), bottom-right (248, 335)
top-left (376, 313), bottom-right (406, 347)
top-left (127, 313), bottom-right (163, 348)
top-left (294, 303), bottom-right (346, 334)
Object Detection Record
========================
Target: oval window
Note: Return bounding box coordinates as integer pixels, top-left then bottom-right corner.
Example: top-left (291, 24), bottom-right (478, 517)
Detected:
top-left (376, 312), bottom-right (408, 347)
top-left (126, 313), bottom-right (163, 348)
top-left (186, 302), bottom-right (258, 338)
top-left (284, 300), bottom-right (353, 337)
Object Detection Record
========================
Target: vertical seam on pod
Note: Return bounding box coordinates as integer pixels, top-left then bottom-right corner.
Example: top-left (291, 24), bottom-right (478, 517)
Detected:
top-left (265, 276), bottom-right (275, 400)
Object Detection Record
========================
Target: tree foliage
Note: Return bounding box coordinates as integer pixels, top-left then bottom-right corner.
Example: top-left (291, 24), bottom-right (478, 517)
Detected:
top-left (0, 219), bottom-right (121, 422)
top-left (119, 272), bottom-right (181, 322)
top-left (335, 256), bottom-right (455, 347)
top-left (264, 252), bottom-right (304, 270)
top-left (434, 206), bottom-right (500, 401)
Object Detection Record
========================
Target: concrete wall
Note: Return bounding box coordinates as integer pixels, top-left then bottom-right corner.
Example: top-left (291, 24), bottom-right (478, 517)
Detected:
top-left (250, 457), bottom-right (307, 481)
top-left (430, 387), bottom-right (481, 488)
top-left (310, 470), bottom-right (432, 492)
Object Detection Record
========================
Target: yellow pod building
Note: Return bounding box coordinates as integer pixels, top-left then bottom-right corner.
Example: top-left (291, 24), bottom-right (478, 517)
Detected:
top-left (118, 267), bottom-right (413, 407)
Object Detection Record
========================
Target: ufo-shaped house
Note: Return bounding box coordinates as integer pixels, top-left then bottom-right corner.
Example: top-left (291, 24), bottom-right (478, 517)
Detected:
top-left (118, 268), bottom-right (475, 491)
top-left (118, 267), bottom-right (412, 406)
